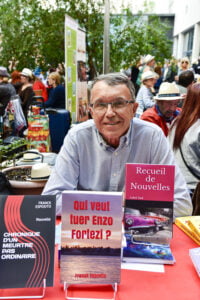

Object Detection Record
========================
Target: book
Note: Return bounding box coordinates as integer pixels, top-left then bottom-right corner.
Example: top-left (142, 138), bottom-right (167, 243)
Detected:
top-left (187, 216), bottom-right (200, 238)
top-left (0, 195), bottom-right (56, 289)
top-left (60, 191), bottom-right (123, 284)
top-left (189, 247), bottom-right (200, 277)
top-left (123, 163), bottom-right (175, 264)
top-left (175, 216), bottom-right (200, 245)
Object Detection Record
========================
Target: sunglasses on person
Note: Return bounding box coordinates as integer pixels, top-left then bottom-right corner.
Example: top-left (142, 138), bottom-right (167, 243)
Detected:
top-left (181, 61), bottom-right (189, 64)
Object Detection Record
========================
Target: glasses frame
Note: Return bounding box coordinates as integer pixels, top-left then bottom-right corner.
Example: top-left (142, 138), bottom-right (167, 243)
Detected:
top-left (90, 100), bottom-right (135, 112)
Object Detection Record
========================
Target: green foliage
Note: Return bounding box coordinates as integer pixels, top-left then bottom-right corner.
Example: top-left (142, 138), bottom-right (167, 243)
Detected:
top-left (0, 0), bottom-right (172, 76)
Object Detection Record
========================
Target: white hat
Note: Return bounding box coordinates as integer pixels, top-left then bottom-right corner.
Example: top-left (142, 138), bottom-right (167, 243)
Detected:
top-left (21, 68), bottom-right (33, 78)
top-left (31, 163), bottom-right (51, 180)
top-left (141, 71), bottom-right (158, 82)
top-left (144, 54), bottom-right (155, 64)
top-left (154, 82), bottom-right (184, 101)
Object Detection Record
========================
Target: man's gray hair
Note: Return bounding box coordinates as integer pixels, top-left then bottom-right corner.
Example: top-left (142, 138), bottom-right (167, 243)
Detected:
top-left (90, 72), bottom-right (136, 101)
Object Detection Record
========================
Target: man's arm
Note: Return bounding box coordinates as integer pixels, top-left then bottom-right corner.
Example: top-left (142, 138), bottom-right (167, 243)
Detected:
top-left (42, 129), bottom-right (79, 215)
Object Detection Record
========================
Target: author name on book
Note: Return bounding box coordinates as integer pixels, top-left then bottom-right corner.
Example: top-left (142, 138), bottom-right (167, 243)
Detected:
top-left (75, 273), bottom-right (106, 279)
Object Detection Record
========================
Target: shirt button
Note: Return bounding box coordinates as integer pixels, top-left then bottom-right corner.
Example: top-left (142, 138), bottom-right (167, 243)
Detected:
top-left (115, 152), bottom-right (118, 155)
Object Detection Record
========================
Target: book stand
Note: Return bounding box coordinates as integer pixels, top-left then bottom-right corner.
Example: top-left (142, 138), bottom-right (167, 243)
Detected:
top-left (0, 279), bottom-right (46, 299)
top-left (63, 282), bottom-right (117, 300)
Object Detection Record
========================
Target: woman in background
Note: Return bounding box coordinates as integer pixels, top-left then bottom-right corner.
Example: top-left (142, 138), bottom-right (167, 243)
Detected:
top-left (32, 74), bottom-right (48, 102)
top-left (168, 83), bottom-right (200, 196)
top-left (19, 68), bottom-right (34, 124)
top-left (44, 72), bottom-right (65, 109)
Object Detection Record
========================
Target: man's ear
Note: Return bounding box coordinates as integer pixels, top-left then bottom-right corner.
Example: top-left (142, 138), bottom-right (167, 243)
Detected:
top-left (132, 102), bottom-right (138, 115)
top-left (89, 106), bottom-right (94, 118)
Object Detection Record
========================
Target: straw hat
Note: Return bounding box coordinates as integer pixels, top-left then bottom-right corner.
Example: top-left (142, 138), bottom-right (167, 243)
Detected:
top-left (31, 163), bottom-right (51, 181)
top-left (141, 71), bottom-right (158, 82)
top-left (21, 68), bottom-right (33, 78)
top-left (154, 82), bottom-right (184, 101)
top-left (144, 54), bottom-right (155, 64)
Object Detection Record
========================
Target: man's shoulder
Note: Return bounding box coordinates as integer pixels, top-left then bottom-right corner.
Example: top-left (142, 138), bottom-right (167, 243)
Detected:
top-left (132, 117), bottom-right (163, 134)
top-left (141, 106), bottom-right (156, 116)
top-left (68, 119), bottom-right (95, 135)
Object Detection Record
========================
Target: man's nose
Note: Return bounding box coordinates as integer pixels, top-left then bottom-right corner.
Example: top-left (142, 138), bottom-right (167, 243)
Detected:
top-left (105, 104), bottom-right (116, 115)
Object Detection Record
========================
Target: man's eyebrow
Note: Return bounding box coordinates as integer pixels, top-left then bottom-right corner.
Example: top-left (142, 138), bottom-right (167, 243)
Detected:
top-left (92, 97), bottom-right (127, 102)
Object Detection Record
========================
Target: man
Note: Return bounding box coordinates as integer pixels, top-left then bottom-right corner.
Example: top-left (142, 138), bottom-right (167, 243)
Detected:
top-left (141, 82), bottom-right (182, 136)
top-left (177, 70), bottom-right (195, 94)
top-left (42, 73), bottom-right (192, 218)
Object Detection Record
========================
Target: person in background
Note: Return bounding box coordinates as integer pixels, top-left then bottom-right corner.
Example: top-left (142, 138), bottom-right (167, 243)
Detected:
top-left (174, 57), bottom-right (190, 83)
top-left (135, 71), bottom-right (158, 118)
top-left (163, 58), bottom-right (178, 83)
top-left (19, 68), bottom-right (34, 124)
top-left (136, 54), bottom-right (155, 87)
top-left (32, 74), bottom-right (48, 102)
top-left (154, 65), bottom-right (163, 93)
top-left (168, 83), bottom-right (200, 197)
top-left (0, 67), bottom-right (16, 115)
top-left (193, 56), bottom-right (200, 75)
top-left (44, 72), bottom-right (65, 109)
top-left (10, 70), bottom-right (22, 94)
top-left (130, 58), bottom-right (142, 95)
top-left (176, 70), bottom-right (195, 107)
top-left (177, 70), bottom-right (195, 94)
top-left (141, 82), bottom-right (183, 136)
top-left (142, 54), bottom-right (156, 73)
top-left (42, 72), bottom-right (192, 218)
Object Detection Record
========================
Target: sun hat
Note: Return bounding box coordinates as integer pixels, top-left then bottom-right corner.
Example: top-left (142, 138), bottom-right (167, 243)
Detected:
top-left (141, 71), bottom-right (158, 82)
top-left (30, 163), bottom-right (51, 180)
top-left (144, 54), bottom-right (155, 64)
top-left (0, 66), bottom-right (9, 77)
top-left (21, 68), bottom-right (33, 78)
top-left (154, 82), bottom-right (184, 101)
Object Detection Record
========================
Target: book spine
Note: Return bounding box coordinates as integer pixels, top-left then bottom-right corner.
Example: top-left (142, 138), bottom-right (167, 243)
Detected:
top-left (175, 220), bottom-right (200, 246)
top-left (187, 221), bottom-right (200, 240)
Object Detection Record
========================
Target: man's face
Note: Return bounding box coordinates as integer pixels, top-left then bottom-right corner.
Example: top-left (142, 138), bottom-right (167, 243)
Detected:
top-left (157, 100), bottom-right (180, 118)
top-left (89, 81), bottom-right (138, 147)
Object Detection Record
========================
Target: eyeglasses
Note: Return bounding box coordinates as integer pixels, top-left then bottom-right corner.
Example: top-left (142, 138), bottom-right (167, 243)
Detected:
top-left (90, 99), bottom-right (134, 112)
top-left (181, 61), bottom-right (189, 64)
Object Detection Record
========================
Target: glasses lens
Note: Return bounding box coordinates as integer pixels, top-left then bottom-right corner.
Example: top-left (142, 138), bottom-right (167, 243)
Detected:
top-left (93, 102), bottom-right (107, 111)
top-left (112, 100), bottom-right (127, 109)
top-left (93, 100), bottom-right (128, 112)
top-left (182, 61), bottom-right (188, 64)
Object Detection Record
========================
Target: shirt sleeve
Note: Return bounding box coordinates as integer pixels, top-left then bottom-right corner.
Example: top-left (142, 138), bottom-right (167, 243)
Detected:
top-left (42, 129), bottom-right (79, 215)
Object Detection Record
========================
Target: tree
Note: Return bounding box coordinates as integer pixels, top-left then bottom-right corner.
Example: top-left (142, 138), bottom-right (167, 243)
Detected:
top-left (0, 0), bottom-right (172, 77)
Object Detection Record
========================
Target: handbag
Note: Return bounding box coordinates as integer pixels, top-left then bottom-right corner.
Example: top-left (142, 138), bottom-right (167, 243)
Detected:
top-left (179, 145), bottom-right (200, 215)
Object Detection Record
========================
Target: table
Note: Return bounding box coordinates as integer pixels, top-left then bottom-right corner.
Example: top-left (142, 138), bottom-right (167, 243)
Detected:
top-left (0, 225), bottom-right (199, 300)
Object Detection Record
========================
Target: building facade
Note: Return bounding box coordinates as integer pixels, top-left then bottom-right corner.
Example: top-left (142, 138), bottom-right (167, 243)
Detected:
top-left (121, 0), bottom-right (200, 62)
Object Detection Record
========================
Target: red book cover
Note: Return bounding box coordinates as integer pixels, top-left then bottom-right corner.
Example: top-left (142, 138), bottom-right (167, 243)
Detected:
top-left (125, 164), bottom-right (175, 201)
top-left (0, 195), bottom-right (56, 288)
top-left (123, 164), bottom-right (175, 264)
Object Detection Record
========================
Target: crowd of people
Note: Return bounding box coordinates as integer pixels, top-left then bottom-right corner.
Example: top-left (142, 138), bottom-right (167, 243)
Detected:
top-left (43, 60), bottom-right (200, 217)
top-left (130, 54), bottom-right (200, 214)
top-left (0, 65), bottom-right (65, 137)
top-left (0, 54), bottom-right (200, 218)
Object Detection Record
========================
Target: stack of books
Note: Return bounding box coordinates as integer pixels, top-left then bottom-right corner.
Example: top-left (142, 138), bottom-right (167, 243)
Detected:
top-left (175, 216), bottom-right (200, 245)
